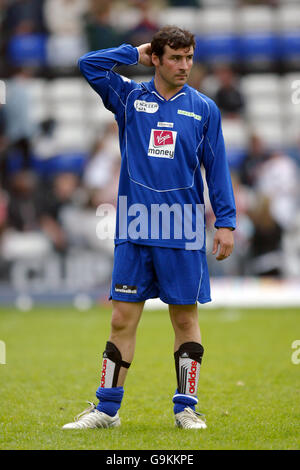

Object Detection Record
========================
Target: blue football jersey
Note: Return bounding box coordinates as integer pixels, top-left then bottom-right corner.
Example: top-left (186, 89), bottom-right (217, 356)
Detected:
top-left (79, 44), bottom-right (236, 250)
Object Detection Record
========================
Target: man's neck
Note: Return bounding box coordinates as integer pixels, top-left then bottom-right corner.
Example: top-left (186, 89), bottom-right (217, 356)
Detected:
top-left (154, 76), bottom-right (184, 101)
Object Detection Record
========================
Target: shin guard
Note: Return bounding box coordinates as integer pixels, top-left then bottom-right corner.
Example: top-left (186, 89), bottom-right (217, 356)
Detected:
top-left (174, 342), bottom-right (204, 397)
top-left (100, 341), bottom-right (131, 388)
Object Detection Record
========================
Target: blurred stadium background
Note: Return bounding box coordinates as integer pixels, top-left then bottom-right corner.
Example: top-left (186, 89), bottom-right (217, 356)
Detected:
top-left (0, 0), bottom-right (300, 310)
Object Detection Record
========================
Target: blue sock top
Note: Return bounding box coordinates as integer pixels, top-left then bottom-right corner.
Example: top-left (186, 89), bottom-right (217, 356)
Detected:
top-left (172, 389), bottom-right (198, 415)
top-left (96, 386), bottom-right (124, 417)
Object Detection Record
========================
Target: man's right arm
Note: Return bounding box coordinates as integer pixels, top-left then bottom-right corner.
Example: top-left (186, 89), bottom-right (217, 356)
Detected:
top-left (78, 44), bottom-right (139, 118)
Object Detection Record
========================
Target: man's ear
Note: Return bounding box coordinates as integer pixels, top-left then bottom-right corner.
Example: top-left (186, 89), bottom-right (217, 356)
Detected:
top-left (151, 53), bottom-right (160, 67)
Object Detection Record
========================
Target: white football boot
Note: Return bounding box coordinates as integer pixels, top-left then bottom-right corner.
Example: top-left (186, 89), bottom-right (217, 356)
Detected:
top-left (175, 407), bottom-right (207, 429)
top-left (62, 402), bottom-right (121, 429)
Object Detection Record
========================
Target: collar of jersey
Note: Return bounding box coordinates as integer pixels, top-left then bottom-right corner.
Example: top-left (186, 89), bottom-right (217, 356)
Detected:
top-left (142, 78), bottom-right (188, 102)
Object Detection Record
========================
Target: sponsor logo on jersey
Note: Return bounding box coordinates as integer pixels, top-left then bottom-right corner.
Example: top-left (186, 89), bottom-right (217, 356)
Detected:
top-left (177, 109), bottom-right (202, 121)
top-left (157, 121), bottom-right (174, 128)
top-left (153, 130), bottom-right (174, 146)
top-left (148, 129), bottom-right (177, 159)
top-left (134, 100), bottom-right (159, 113)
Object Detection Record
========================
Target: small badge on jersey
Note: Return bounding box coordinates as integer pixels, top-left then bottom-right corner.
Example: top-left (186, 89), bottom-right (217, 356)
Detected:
top-left (177, 109), bottom-right (202, 121)
top-left (115, 284), bottom-right (137, 294)
top-left (134, 100), bottom-right (159, 113)
top-left (148, 129), bottom-right (177, 159)
top-left (157, 121), bottom-right (174, 128)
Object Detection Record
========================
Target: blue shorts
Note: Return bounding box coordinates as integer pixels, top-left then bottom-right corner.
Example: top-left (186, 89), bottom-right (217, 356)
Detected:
top-left (109, 242), bottom-right (211, 305)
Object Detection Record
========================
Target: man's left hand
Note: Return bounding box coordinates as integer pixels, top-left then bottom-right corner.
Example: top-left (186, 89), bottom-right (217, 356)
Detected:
top-left (137, 43), bottom-right (153, 67)
top-left (212, 228), bottom-right (234, 261)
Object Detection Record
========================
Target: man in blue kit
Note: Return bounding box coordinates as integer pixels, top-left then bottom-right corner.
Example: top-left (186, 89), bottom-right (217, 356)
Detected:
top-left (63, 26), bottom-right (236, 430)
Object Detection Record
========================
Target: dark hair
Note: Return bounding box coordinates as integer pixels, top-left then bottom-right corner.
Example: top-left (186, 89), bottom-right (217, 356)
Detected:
top-left (151, 26), bottom-right (196, 60)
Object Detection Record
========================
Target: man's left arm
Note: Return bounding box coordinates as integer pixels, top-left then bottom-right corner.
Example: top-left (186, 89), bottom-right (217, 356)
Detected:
top-left (201, 99), bottom-right (236, 261)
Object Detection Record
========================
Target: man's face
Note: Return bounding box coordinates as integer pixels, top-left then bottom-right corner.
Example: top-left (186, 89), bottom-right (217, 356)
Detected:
top-left (152, 44), bottom-right (194, 89)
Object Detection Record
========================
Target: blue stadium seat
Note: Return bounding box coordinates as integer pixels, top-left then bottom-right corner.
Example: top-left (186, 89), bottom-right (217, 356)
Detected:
top-left (238, 33), bottom-right (279, 65)
top-left (34, 153), bottom-right (87, 176)
top-left (6, 152), bottom-right (86, 176)
top-left (226, 148), bottom-right (247, 170)
top-left (194, 34), bottom-right (239, 63)
top-left (279, 32), bottom-right (300, 64)
top-left (7, 34), bottom-right (47, 67)
top-left (5, 149), bottom-right (26, 173)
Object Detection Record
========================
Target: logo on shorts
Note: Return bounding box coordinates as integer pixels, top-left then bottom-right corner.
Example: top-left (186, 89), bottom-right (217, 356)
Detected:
top-left (148, 129), bottom-right (177, 159)
top-left (115, 284), bottom-right (137, 294)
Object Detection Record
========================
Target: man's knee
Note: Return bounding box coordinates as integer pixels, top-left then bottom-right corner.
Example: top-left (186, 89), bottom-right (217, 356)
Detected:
top-left (170, 305), bottom-right (198, 332)
top-left (111, 301), bottom-right (143, 333)
top-left (111, 309), bottom-right (127, 332)
top-left (173, 315), bottom-right (196, 332)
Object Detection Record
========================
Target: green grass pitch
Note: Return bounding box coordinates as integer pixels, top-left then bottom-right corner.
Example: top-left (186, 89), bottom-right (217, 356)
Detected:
top-left (0, 305), bottom-right (299, 450)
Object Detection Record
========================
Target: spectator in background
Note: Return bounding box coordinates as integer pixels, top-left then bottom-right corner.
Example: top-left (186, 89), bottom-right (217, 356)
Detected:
top-left (2, 0), bottom-right (46, 39)
top-left (214, 64), bottom-right (245, 118)
top-left (227, 172), bottom-right (255, 275)
top-left (31, 118), bottom-right (57, 161)
top-left (2, 169), bottom-right (52, 260)
top-left (83, 120), bottom-right (120, 206)
top-left (0, 182), bottom-right (7, 236)
top-left (84, 1), bottom-right (122, 51)
top-left (187, 62), bottom-right (206, 92)
top-left (7, 170), bottom-right (40, 232)
top-left (255, 150), bottom-right (299, 230)
top-left (0, 103), bottom-right (8, 187)
top-left (206, 171), bottom-right (254, 276)
top-left (2, 0), bottom-right (46, 70)
top-left (248, 194), bottom-right (283, 277)
top-left (0, 0), bottom-right (6, 21)
top-left (45, 0), bottom-right (88, 69)
top-left (240, 133), bottom-right (270, 188)
top-left (0, 1), bottom-right (6, 72)
top-left (4, 67), bottom-right (37, 169)
top-left (124, 0), bottom-right (158, 47)
top-left (239, 1), bottom-right (279, 6)
top-left (0, 181), bottom-right (8, 276)
top-left (38, 172), bottom-right (79, 252)
top-left (44, 0), bottom-right (87, 35)
top-left (63, 183), bottom-right (118, 255)
top-left (41, 169), bottom-right (116, 255)
top-left (168, 0), bottom-right (199, 6)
